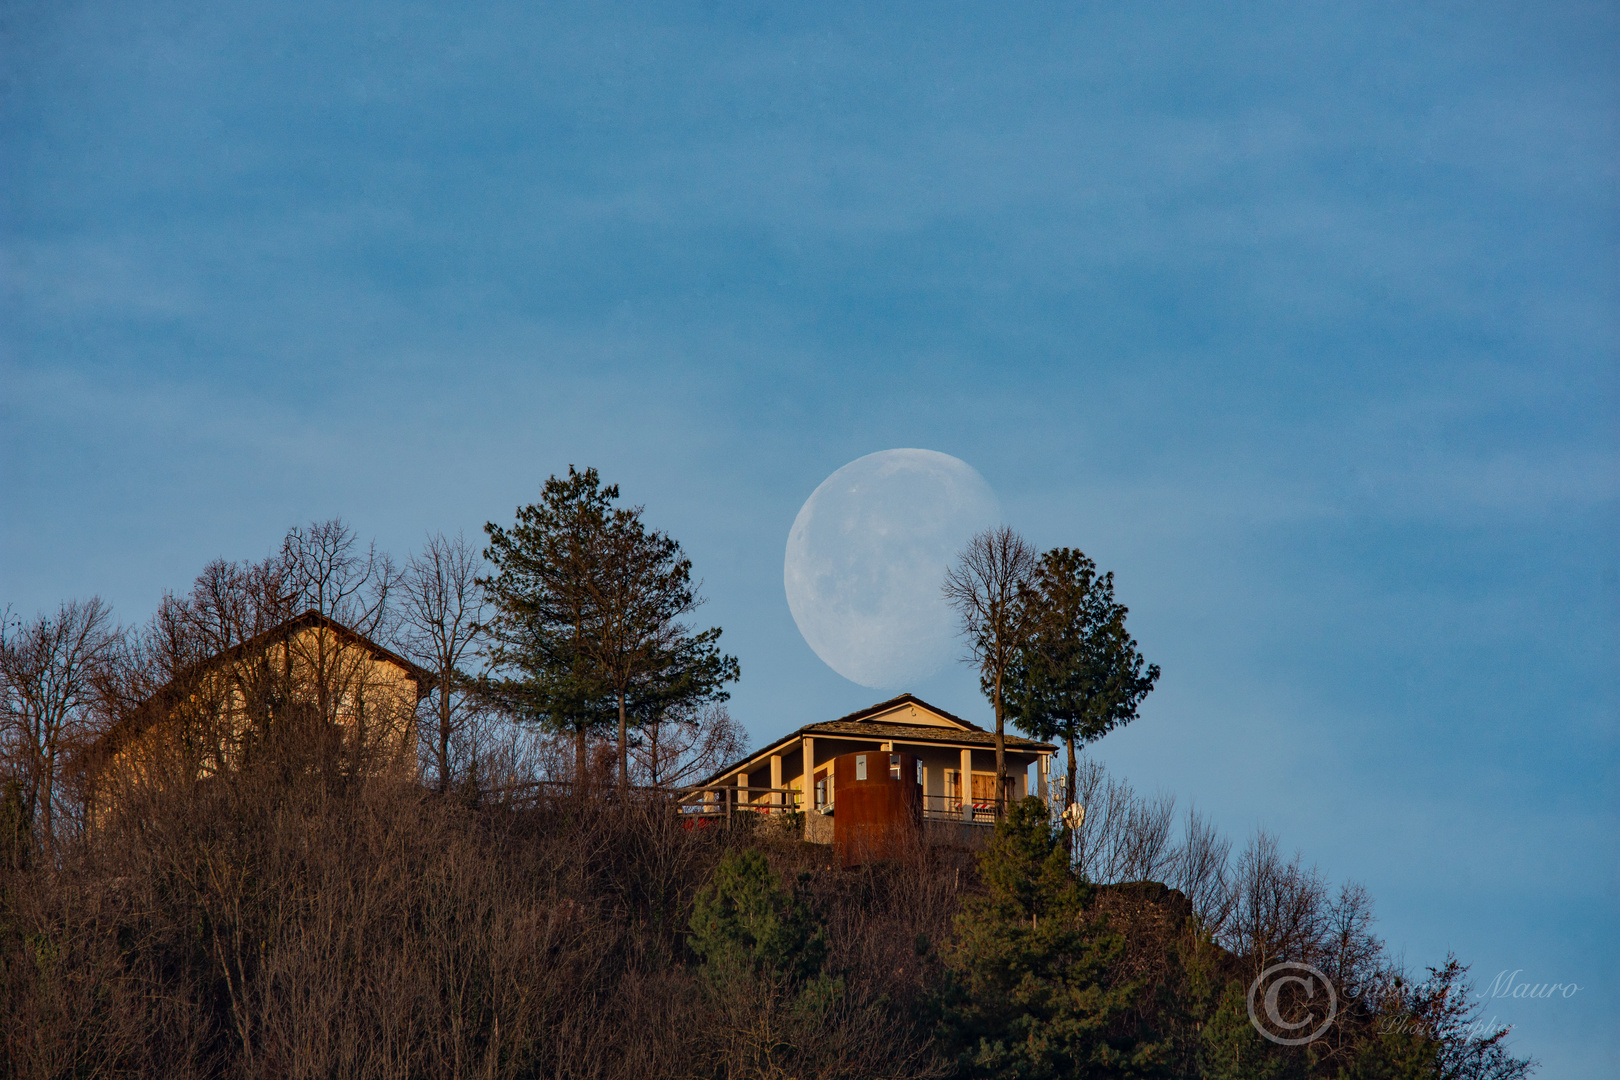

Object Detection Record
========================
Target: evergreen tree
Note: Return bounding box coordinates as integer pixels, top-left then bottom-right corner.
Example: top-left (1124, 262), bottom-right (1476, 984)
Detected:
top-left (481, 467), bottom-right (620, 782)
top-left (935, 797), bottom-right (1165, 1079)
top-left (587, 504), bottom-right (738, 795)
top-left (1005, 548), bottom-right (1159, 850)
top-left (689, 848), bottom-right (830, 985)
top-left (689, 848), bottom-right (843, 1077)
top-left (481, 467), bottom-right (738, 791)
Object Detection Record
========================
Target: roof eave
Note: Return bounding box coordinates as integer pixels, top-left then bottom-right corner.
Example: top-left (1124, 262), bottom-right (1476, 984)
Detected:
top-left (695, 723), bottom-right (1057, 789)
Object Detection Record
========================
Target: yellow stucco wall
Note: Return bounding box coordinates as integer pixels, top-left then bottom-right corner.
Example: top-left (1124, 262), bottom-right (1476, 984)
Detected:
top-left (93, 625), bottom-right (420, 818)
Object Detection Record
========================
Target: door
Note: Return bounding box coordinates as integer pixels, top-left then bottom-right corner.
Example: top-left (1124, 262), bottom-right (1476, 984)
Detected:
top-left (971, 772), bottom-right (998, 812)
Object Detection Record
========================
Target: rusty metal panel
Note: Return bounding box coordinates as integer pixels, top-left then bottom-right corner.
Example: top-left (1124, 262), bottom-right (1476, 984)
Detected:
top-left (831, 751), bottom-right (922, 867)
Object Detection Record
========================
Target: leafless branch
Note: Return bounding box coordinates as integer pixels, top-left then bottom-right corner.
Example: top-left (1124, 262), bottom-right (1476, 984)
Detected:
top-left (941, 526), bottom-right (1037, 804)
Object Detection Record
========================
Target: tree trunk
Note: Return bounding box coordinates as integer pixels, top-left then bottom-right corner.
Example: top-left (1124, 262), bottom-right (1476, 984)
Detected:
top-left (39, 747), bottom-right (55, 844)
top-left (646, 721), bottom-right (661, 788)
top-left (617, 691), bottom-right (629, 798)
top-left (575, 728), bottom-right (587, 794)
top-left (438, 681), bottom-right (452, 793)
top-left (1064, 735), bottom-right (1078, 861)
top-left (993, 670), bottom-right (1006, 817)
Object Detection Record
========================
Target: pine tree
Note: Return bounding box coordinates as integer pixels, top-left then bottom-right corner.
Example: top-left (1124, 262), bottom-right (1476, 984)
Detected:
top-left (689, 848), bottom-right (829, 984)
top-left (481, 467), bottom-right (738, 791)
top-left (689, 848), bottom-right (842, 1076)
top-left (1004, 548), bottom-right (1159, 850)
top-left (481, 467), bottom-right (621, 782)
top-left (935, 797), bottom-right (1166, 1079)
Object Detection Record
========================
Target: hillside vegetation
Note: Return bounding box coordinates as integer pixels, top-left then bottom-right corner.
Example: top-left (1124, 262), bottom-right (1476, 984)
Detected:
top-left (1, 514), bottom-right (1533, 1078)
top-left (2, 757), bottom-right (1530, 1080)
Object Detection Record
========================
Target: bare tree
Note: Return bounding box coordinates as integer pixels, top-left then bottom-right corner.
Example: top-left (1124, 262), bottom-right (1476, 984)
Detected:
top-left (0, 599), bottom-right (118, 848)
top-left (1168, 807), bottom-right (1235, 931)
top-left (87, 552), bottom-right (304, 819)
top-left (459, 715), bottom-right (562, 797)
top-left (1322, 880), bottom-right (1384, 1000)
top-left (630, 700), bottom-right (746, 789)
top-left (1065, 758), bottom-right (1177, 884)
top-left (281, 519), bottom-right (396, 636)
top-left (1049, 755), bottom-right (1236, 928)
top-left (279, 520), bottom-right (405, 773)
top-left (1224, 831), bottom-right (1331, 974)
top-left (89, 525), bottom-right (416, 817)
top-left (400, 533), bottom-right (486, 792)
top-left (182, 553), bottom-right (297, 657)
top-left (942, 526), bottom-right (1038, 811)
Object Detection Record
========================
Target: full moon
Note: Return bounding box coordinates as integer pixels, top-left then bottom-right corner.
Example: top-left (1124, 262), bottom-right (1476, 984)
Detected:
top-left (784, 449), bottom-right (1000, 689)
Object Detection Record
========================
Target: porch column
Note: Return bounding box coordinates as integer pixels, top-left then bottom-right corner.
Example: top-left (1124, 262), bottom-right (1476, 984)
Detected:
top-left (1038, 754), bottom-right (1049, 802)
top-left (960, 747), bottom-right (973, 823)
top-left (802, 737), bottom-right (815, 809)
top-left (770, 754), bottom-right (783, 811)
top-left (738, 769), bottom-right (748, 810)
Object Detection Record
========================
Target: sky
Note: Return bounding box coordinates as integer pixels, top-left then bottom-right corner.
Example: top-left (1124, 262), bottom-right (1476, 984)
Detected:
top-left (3, 0), bottom-right (1615, 1072)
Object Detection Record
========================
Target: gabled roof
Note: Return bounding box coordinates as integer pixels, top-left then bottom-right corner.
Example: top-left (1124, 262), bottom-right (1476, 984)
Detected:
top-left (150, 609), bottom-right (435, 700)
top-left (698, 694), bottom-right (1055, 787)
top-left (257, 610), bottom-right (434, 691)
top-left (828, 692), bottom-right (984, 731)
top-left (85, 610), bottom-right (433, 764)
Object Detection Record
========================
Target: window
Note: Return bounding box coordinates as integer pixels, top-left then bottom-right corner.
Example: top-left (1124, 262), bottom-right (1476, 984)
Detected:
top-left (889, 753), bottom-right (900, 779)
top-left (815, 775), bottom-right (828, 809)
top-left (856, 754), bottom-right (866, 781)
top-left (916, 759), bottom-right (924, 786)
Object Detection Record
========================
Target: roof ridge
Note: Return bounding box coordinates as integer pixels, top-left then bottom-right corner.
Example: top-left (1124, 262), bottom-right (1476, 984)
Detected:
top-left (829, 692), bottom-right (984, 731)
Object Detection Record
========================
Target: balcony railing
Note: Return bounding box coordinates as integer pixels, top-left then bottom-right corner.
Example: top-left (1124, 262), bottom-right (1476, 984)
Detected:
top-left (474, 779), bottom-right (1006, 829)
top-left (674, 783), bottom-right (803, 823)
top-left (920, 793), bottom-right (1000, 824)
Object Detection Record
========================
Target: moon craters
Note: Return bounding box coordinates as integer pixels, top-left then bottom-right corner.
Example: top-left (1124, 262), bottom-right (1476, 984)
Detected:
top-left (784, 449), bottom-right (999, 689)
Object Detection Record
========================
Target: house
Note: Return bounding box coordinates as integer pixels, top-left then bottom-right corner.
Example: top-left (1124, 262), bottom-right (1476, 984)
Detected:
top-left (696, 694), bottom-right (1056, 841)
top-left (83, 610), bottom-right (431, 818)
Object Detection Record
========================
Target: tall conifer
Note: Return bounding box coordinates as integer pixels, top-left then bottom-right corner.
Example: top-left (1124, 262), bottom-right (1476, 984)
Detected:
top-left (1006, 548), bottom-right (1160, 850)
top-left (481, 467), bottom-right (738, 792)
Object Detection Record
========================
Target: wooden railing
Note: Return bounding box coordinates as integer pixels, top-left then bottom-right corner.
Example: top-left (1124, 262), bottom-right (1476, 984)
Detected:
top-left (472, 778), bottom-right (804, 822)
top-left (468, 779), bottom-right (1004, 828)
top-left (673, 783), bottom-right (803, 824)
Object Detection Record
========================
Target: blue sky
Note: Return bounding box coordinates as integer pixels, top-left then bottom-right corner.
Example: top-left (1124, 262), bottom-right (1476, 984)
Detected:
top-left (3, 1), bottom-right (1615, 1072)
